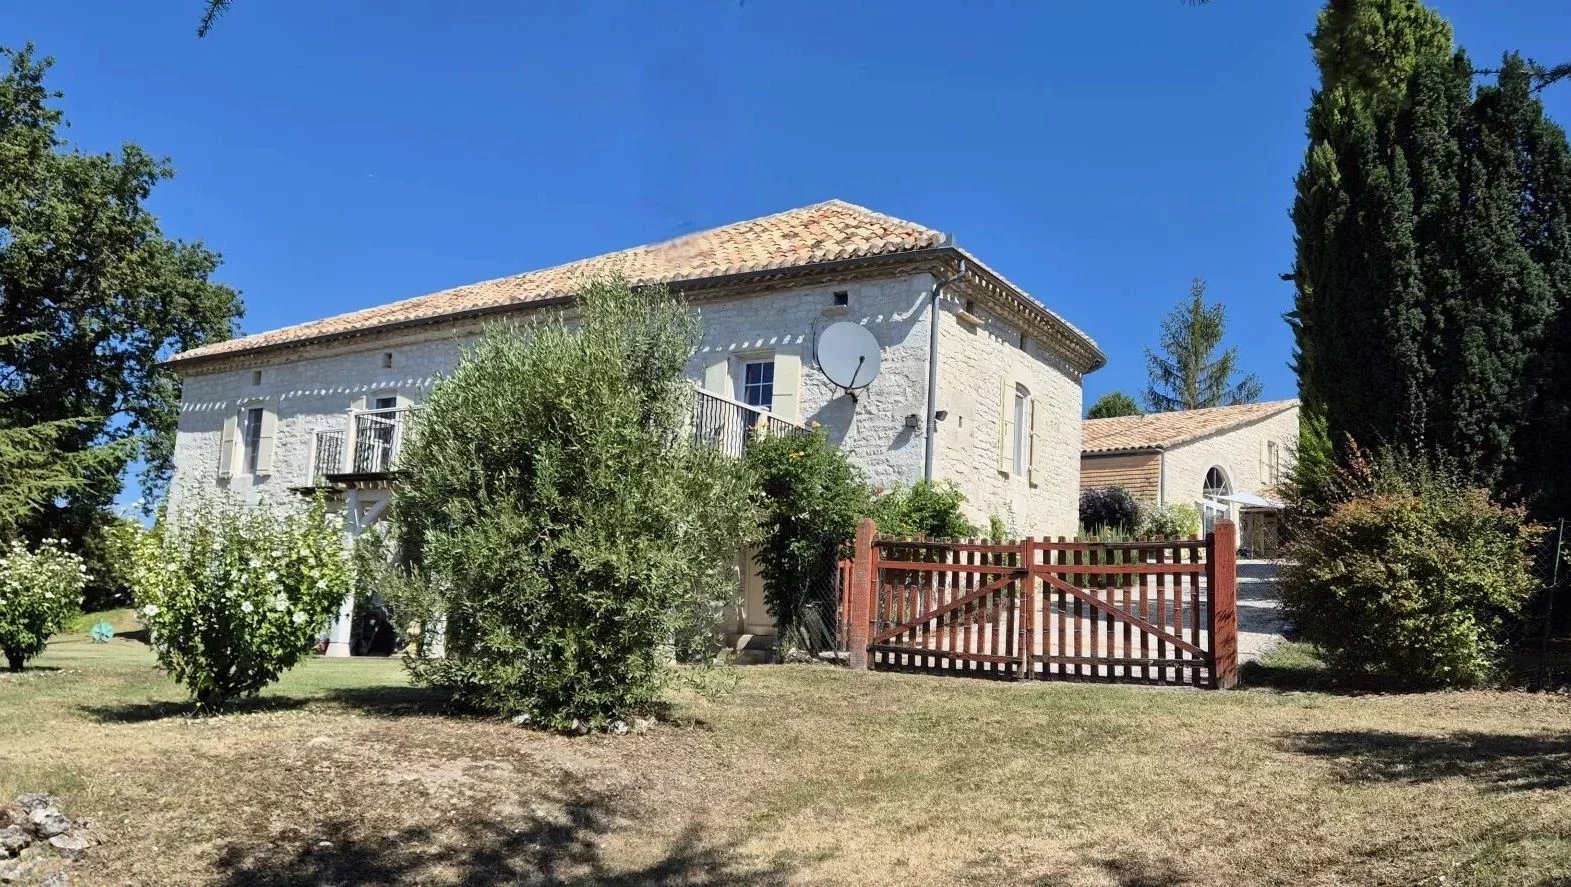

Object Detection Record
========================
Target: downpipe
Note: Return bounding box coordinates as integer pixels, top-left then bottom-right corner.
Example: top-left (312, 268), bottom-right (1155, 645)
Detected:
top-left (923, 260), bottom-right (968, 483)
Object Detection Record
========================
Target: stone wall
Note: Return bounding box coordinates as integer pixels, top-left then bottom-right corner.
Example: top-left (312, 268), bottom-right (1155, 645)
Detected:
top-left (1159, 404), bottom-right (1299, 506)
top-left (688, 272), bottom-right (935, 491)
top-left (169, 271), bottom-right (1089, 541)
top-left (170, 273), bottom-right (942, 509)
top-left (932, 296), bottom-right (1084, 538)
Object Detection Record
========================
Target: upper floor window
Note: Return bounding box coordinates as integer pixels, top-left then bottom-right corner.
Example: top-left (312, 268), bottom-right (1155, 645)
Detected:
top-left (741, 359), bottom-right (775, 411)
top-left (1012, 385), bottom-right (1030, 475)
top-left (1266, 441), bottom-right (1282, 484)
top-left (241, 406), bottom-right (266, 474)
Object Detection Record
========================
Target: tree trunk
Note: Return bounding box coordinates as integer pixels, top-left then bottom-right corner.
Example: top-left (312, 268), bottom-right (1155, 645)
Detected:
top-left (5, 651), bottom-right (23, 672)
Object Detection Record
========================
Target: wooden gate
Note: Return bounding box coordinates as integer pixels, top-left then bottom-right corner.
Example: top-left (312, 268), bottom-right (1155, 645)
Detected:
top-left (842, 519), bottom-right (1239, 689)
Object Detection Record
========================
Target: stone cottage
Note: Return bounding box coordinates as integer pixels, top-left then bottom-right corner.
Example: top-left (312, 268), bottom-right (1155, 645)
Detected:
top-left (164, 200), bottom-right (1106, 652)
top-left (1080, 400), bottom-right (1299, 555)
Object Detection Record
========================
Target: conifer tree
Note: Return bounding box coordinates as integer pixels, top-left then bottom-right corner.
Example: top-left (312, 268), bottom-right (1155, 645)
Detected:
top-left (1144, 279), bottom-right (1262, 413)
top-left (1290, 2), bottom-right (1571, 512)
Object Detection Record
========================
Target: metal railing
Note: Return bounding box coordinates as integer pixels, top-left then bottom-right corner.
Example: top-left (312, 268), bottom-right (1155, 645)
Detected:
top-left (691, 386), bottom-right (800, 457)
top-left (352, 407), bottom-right (417, 474)
top-left (310, 429), bottom-right (345, 480)
top-left (304, 386), bottom-right (795, 483)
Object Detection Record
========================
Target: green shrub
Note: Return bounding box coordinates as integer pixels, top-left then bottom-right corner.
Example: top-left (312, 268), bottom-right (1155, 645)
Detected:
top-left (744, 426), bottom-right (869, 656)
top-left (1138, 502), bottom-right (1201, 538)
top-left (128, 496), bottom-right (351, 710)
top-left (0, 539), bottom-right (87, 671)
top-left (987, 513), bottom-right (1009, 544)
top-left (870, 480), bottom-right (978, 539)
top-left (396, 276), bottom-right (754, 730)
top-left (1279, 451), bottom-right (1541, 689)
top-left (1079, 486), bottom-right (1141, 534)
top-left (352, 529), bottom-right (443, 660)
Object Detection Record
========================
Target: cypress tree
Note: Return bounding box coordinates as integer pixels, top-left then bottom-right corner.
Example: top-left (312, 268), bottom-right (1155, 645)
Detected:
top-left (1291, 2), bottom-right (1571, 516)
top-left (1441, 56), bottom-right (1560, 483)
top-left (1289, 0), bottom-right (1453, 488)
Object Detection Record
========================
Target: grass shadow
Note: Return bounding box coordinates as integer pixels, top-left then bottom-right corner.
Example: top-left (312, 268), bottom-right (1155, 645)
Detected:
top-left (1025, 854), bottom-right (1192, 886)
top-left (315, 683), bottom-right (460, 718)
top-left (317, 685), bottom-right (711, 732)
top-left (212, 772), bottom-right (794, 886)
top-left (77, 695), bottom-right (311, 723)
top-left (1095, 855), bottom-right (1192, 887)
top-left (1236, 642), bottom-right (1349, 694)
top-left (1285, 729), bottom-right (1571, 792)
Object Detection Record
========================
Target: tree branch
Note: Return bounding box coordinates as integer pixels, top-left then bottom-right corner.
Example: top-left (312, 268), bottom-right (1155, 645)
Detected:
top-left (197, 0), bottom-right (230, 38)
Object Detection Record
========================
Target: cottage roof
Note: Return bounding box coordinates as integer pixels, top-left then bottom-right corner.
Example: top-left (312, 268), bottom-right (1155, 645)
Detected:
top-left (168, 200), bottom-right (1100, 370)
top-left (1082, 400), bottom-right (1299, 454)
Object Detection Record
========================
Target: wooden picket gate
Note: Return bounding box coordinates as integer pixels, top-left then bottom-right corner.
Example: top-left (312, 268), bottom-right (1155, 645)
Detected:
top-left (841, 519), bottom-right (1239, 688)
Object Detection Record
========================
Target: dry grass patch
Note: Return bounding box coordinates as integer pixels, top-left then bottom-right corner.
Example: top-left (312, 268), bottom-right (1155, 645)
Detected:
top-left (1, 639), bottom-right (1568, 885)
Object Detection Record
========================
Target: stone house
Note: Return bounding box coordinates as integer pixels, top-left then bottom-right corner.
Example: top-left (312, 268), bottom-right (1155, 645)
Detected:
top-left (1079, 400), bottom-right (1299, 555)
top-left (164, 200), bottom-right (1105, 652)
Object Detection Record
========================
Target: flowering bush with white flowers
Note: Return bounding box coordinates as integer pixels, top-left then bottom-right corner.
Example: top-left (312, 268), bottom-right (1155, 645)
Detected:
top-left (0, 539), bottom-right (88, 672)
top-left (129, 495), bottom-right (351, 710)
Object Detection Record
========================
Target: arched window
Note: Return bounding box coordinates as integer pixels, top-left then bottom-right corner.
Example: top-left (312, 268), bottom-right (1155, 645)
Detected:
top-left (1203, 466), bottom-right (1231, 500)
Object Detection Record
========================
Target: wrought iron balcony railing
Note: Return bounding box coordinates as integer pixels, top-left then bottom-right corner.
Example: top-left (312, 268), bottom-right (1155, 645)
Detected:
top-left (305, 385), bottom-right (799, 483)
top-left (690, 386), bottom-right (801, 458)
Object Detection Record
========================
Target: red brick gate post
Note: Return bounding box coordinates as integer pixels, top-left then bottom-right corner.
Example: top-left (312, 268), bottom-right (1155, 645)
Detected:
top-left (1207, 519), bottom-right (1239, 689)
top-left (846, 517), bottom-right (877, 671)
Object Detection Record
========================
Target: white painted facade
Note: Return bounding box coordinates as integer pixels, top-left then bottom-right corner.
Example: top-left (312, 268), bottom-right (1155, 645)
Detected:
top-left (170, 270), bottom-right (1092, 538)
top-left (1159, 405), bottom-right (1299, 507)
top-left (169, 264), bottom-right (1101, 651)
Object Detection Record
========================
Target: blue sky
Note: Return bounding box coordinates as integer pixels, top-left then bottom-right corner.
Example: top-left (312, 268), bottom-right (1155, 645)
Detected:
top-left (6, 0), bottom-right (1570, 413)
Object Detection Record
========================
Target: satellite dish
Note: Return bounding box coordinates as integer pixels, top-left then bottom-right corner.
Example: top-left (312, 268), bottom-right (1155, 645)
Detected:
top-left (816, 322), bottom-right (881, 392)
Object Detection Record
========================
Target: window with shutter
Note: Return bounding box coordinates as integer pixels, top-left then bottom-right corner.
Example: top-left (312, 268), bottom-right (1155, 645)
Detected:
top-left (997, 378), bottom-right (1014, 475)
top-left (217, 411), bottom-right (238, 479)
top-left (1028, 395), bottom-right (1044, 487)
top-left (241, 407), bottom-right (265, 474)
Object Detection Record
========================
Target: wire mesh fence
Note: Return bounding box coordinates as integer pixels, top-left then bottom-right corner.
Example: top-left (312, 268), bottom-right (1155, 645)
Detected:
top-left (1523, 518), bottom-right (1569, 689)
top-left (780, 556), bottom-right (847, 662)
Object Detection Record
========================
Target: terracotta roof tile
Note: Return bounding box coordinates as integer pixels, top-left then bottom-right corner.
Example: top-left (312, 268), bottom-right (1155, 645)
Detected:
top-left (1082, 400), bottom-right (1299, 454)
top-left (170, 200), bottom-right (951, 364)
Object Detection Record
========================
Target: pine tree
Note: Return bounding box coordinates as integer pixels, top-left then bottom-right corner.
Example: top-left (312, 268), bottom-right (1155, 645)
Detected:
top-left (0, 335), bottom-right (128, 540)
top-left (1143, 279), bottom-right (1263, 413)
top-left (1086, 392), bottom-right (1143, 420)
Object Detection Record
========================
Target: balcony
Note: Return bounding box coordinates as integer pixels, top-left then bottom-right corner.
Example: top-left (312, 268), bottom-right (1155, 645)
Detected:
top-left (306, 387), bottom-right (799, 485)
top-left (691, 386), bottom-right (801, 458)
top-left (308, 406), bottom-right (418, 481)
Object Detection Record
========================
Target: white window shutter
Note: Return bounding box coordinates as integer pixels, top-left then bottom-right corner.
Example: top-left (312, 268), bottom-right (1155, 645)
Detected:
top-left (255, 405), bottom-right (277, 475)
top-left (1259, 440), bottom-right (1268, 481)
top-left (1028, 396), bottom-right (1043, 487)
top-left (703, 355), bottom-right (730, 395)
top-left (772, 351), bottom-right (801, 422)
top-left (217, 410), bottom-right (238, 479)
top-left (997, 378), bottom-right (1014, 475)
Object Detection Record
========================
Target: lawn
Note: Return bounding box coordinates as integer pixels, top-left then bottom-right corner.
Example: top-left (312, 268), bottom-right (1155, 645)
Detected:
top-left (2, 637), bottom-right (1569, 886)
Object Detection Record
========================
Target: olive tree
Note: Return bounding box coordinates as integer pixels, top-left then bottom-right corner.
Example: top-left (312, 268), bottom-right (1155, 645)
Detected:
top-left (396, 275), bottom-right (754, 731)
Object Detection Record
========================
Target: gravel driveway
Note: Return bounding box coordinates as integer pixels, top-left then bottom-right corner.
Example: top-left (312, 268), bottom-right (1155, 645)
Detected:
top-left (1236, 559), bottom-right (1290, 662)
